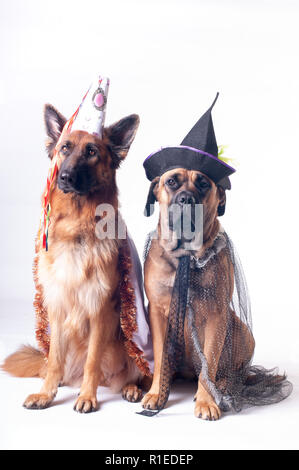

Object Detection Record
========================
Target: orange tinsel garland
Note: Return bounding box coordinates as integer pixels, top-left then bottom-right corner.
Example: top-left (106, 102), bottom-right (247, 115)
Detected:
top-left (33, 239), bottom-right (50, 356)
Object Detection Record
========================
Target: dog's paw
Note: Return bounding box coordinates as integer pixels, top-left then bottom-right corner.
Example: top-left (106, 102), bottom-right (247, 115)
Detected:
top-left (194, 399), bottom-right (221, 421)
top-left (23, 393), bottom-right (53, 410)
top-left (73, 395), bottom-right (98, 413)
top-left (122, 384), bottom-right (143, 403)
top-left (141, 392), bottom-right (159, 410)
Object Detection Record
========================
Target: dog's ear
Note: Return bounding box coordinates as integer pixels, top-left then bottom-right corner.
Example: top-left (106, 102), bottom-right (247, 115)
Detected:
top-left (105, 114), bottom-right (140, 168)
top-left (217, 186), bottom-right (226, 216)
top-left (144, 177), bottom-right (160, 217)
top-left (44, 104), bottom-right (67, 159)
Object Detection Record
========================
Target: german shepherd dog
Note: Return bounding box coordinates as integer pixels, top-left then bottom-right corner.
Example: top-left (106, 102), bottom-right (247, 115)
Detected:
top-left (2, 105), bottom-right (146, 412)
top-left (142, 169), bottom-right (255, 420)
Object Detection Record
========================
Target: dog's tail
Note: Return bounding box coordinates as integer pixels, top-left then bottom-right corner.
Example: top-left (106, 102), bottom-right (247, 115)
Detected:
top-left (1, 345), bottom-right (46, 378)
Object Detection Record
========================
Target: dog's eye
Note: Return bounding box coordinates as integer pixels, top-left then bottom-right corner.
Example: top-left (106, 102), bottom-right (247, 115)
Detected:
top-left (61, 144), bottom-right (70, 153)
top-left (86, 146), bottom-right (97, 158)
top-left (166, 178), bottom-right (176, 187)
top-left (196, 176), bottom-right (211, 190)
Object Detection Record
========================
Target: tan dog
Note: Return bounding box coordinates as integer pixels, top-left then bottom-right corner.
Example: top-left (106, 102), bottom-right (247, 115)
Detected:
top-left (2, 105), bottom-right (148, 412)
top-left (141, 168), bottom-right (255, 420)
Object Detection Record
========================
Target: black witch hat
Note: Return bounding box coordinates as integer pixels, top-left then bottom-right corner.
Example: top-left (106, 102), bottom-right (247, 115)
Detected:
top-left (143, 93), bottom-right (235, 190)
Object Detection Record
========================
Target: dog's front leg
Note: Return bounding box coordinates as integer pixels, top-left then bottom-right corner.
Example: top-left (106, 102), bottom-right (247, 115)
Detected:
top-left (141, 304), bottom-right (168, 410)
top-left (23, 315), bottom-right (65, 409)
top-left (194, 310), bottom-right (227, 420)
top-left (73, 314), bottom-right (103, 413)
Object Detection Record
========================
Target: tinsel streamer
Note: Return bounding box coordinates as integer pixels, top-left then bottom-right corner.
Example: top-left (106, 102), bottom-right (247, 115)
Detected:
top-left (33, 239), bottom-right (50, 357)
top-left (39, 89), bottom-right (89, 251)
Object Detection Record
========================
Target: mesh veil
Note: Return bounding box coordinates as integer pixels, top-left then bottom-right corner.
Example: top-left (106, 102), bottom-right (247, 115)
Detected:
top-left (143, 230), bottom-right (292, 415)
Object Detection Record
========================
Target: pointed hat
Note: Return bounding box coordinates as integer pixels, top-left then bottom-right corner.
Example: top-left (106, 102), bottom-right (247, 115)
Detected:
top-left (71, 76), bottom-right (110, 137)
top-left (40, 75), bottom-right (109, 250)
top-left (143, 93), bottom-right (235, 188)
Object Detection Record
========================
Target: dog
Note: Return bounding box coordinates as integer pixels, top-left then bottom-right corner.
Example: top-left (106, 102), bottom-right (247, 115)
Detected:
top-left (141, 168), bottom-right (256, 420)
top-left (1, 104), bottom-right (149, 412)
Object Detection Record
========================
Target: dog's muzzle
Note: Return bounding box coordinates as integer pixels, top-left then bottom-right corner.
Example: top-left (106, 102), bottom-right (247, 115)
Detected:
top-left (58, 166), bottom-right (92, 195)
top-left (174, 191), bottom-right (197, 207)
top-left (58, 169), bottom-right (77, 193)
top-left (165, 192), bottom-right (204, 252)
top-left (168, 191), bottom-right (199, 235)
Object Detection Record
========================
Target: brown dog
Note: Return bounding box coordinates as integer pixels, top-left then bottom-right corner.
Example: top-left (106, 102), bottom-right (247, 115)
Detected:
top-left (141, 168), bottom-right (255, 420)
top-left (2, 105), bottom-right (148, 412)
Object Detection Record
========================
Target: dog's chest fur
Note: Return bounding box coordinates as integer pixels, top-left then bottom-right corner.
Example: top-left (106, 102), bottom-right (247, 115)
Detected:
top-left (38, 233), bottom-right (119, 324)
top-left (36, 230), bottom-right (122, 386)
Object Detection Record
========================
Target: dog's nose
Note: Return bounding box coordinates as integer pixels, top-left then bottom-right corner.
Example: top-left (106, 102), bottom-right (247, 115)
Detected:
top-left (60, 170), bottom-right (75, 186)
top-left (175, 191), bottom-right (196, 206)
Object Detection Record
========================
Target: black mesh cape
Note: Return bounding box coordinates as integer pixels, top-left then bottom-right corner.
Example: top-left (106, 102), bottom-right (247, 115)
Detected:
top-left (141, 229), bottom-right (292, 415)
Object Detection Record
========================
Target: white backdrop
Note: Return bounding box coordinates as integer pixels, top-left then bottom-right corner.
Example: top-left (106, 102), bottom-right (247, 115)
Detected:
top-left (0, 0), bottom-right (298, 450)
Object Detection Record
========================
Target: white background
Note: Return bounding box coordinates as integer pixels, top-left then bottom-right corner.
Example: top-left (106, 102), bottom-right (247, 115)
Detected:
top-left (0, 0), bottom-right (298, 450)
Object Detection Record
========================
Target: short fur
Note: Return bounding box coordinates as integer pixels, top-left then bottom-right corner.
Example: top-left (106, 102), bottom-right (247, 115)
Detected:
top-left (141, 168), bottom-right (255, 420)
top-left (1, 106), bottom-right (146, 412)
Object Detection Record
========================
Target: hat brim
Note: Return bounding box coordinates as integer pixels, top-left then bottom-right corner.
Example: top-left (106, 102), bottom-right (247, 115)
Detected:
top-left (143, 146), bottom-right (235, 184)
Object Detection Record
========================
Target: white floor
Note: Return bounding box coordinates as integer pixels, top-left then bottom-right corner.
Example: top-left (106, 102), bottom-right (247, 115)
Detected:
top-left (0, 299), bottom-right (298, 451)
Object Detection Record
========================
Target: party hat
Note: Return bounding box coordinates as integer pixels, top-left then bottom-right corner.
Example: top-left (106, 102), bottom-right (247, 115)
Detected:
top-left (71, 76), bottom-right (109, 137)
top-left (39, 75), bottom-right (110, 250)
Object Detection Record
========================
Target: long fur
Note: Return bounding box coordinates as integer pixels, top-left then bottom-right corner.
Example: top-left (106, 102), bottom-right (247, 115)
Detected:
top-left (2, 345), bottom-right (46, 378)
top-left (1, 109), bottom-right (143, 410)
